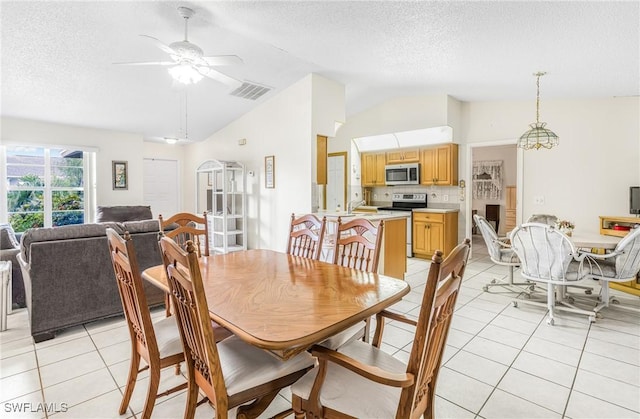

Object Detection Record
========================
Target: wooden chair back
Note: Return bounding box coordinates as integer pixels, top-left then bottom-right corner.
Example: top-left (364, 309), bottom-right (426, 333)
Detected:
top-left (107, 228), bottom-right (185, 417)
top-left (332, 217), bottom-right (384, 273)
top-left (107, 228), bottom-right (158, 360)
top-left (398, 239), bottom-right (470, 417)
top-left (286, 213), bottom-right (326, 260)
top-left (159, 212), bottom-right (209, 257)
top-left (158, 237), bottom-right (228, 414)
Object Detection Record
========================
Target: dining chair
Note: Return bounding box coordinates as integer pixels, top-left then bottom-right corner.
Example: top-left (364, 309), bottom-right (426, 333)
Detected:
top-left (158, 237), bottom-right (315, 419)
top-left (159, 212), bottom-right (209, 257)
top-left (159, 212), bottom-right (209, 316)
top-left (291, 239), bottom-right (471, 419)
top-left (106, 228), bottom-right (186, 419)
top-left (320, 217), bottom-right (384, 349)
top-left (331, 217), bottom-right (384, 272)
top-left (509, 222), bottom-right (595, 325)
top-left (474, 213), bottom-right (531, 293)
top-left (286, 213), bottom-right (326, 260)
top-left (579, 226), bottom-right (640, 316)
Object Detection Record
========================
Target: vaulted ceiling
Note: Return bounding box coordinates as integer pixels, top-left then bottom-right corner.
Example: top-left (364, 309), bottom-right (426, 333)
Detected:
top-left (2, 1), bottom-right (638, 143)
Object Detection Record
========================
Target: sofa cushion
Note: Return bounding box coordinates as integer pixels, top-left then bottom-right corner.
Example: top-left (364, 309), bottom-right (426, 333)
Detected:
top-left (20, 222), bottom-right (123, 263)
top-left (96, 206), bottom-right (152, 223)
top-left (122, 220), bottom-right (161, 234)
top-left (1, 224), bottom-right (20, 250)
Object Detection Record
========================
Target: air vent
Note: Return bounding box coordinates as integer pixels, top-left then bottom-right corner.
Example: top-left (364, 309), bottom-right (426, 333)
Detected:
top-left (230, 82), bottom-right (271, 100)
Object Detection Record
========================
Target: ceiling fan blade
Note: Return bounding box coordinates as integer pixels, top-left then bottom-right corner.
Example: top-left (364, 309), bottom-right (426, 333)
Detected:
top-left (202, 55), bottom-right (244, 66)
top-left (139, 34), bottom-right (176, 55)
top-left (199, 68), bottom-right (243, 89)
top-left (113, 61), bottom-right (176, 66)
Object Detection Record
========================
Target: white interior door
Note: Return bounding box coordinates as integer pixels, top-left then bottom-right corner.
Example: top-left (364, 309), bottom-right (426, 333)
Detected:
top-left (143, 158), bottom-right (179, 218)
top-left (326, 153), bottom-right (346, 211)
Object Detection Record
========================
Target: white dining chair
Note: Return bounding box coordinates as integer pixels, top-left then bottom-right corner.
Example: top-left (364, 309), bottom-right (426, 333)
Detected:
top-left (510, 223), bottom-right (595, 325)
top-left (578, 226), bottom-right (640, 316)
top-left (474, 214), bottom-right (531, 292)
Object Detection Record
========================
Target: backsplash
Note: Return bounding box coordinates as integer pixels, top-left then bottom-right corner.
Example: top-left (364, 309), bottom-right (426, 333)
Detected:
top-left (352, 185), bottom-right (463, 208)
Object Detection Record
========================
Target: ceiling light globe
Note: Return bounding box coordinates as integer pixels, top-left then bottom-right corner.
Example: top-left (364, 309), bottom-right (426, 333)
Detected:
top-left (168, 63), bottom-right (203, 85)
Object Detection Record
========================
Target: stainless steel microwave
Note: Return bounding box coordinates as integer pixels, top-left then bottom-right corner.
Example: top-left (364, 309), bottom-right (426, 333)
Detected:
top-left (385, 164), bottom-right (420, 185)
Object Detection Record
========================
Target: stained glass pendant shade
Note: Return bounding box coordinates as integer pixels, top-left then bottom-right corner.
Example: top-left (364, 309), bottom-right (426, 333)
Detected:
top-left (518, 72), bottom-right (559, 150)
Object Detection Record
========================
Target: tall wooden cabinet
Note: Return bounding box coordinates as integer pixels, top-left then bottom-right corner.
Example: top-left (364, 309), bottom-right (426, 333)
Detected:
top-left (196, 160), bottom-right (247, 254)
top-left (420, 144), bottom-right (458, 186)
top-left (361, 152), bottom-right (386, 186)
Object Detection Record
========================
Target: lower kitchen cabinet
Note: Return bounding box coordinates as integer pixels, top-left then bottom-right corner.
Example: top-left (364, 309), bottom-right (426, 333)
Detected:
top-left (412, 211), bottom-right (458, 259)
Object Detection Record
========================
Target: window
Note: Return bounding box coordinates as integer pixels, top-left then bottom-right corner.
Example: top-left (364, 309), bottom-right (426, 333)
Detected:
top-left (5, 146), bottom-right (90, 232)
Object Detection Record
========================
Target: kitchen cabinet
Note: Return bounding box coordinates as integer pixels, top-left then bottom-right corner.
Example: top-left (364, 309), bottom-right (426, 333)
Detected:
top-left (412, 211), bottom-right (458, 259)
top-left (361, 152), bottom-right (386, 186)
top-left (386, 148), bottom-right (419, 164)
top-left (420, 144), bottom-right (458, 186)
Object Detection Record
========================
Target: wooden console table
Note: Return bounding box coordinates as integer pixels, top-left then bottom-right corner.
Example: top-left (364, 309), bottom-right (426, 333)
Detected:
top-left (598, 215), bottom-right (640, 296)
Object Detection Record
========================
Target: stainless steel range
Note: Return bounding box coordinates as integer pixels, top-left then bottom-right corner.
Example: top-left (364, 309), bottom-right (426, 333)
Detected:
top-left (378, 193), bottom-right (428, 257)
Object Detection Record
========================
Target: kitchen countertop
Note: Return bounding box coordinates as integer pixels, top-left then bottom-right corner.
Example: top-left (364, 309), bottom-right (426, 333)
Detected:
top-left (312, 211), bottom-right (410, 221)
top-left (413, 208), bottom-right (460, 214)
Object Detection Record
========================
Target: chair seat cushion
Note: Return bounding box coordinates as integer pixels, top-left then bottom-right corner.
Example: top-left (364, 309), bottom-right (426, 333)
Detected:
top-left (498, 248), bottom-right (519, 264)
top-left (153, 316), bottom-right (185, 359)
top-left (218, 336), bottom-right (315, 396)
top-left (586, 258), bottom-right (617, 280)
top-left (291, 340), bottom-right (406, 418)
top-left (318, 322), bottom-right (365, 350)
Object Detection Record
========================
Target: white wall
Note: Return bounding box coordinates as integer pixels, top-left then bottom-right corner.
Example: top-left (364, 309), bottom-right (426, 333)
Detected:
top-left (0, 117), bottom-right (184, 221)
top-left (462, 97), bottom-right (640, 233)
top-left (181, 74), bottom-right (345, 252)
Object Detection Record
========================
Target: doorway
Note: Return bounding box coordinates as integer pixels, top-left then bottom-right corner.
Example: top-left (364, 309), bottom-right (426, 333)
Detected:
top-left (466, 142), bottom-right (522, 240)
top-left (326, 152), bottom-right (347, 211)
top-left (143, 158), bottom-right (180, 218)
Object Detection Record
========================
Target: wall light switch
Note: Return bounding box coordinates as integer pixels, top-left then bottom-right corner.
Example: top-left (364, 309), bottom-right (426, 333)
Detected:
top-left (442, 194), bottom-right (449, 202)
top-left (534, 196), bottom-right (545, 205)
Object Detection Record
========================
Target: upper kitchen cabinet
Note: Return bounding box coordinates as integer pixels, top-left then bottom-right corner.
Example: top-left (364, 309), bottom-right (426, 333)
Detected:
top-left (385, 148), bottom-right (420, 164)
top-left (361, 152), bottom-right (386, 186)
top-left (420, 144), bottom-right (458, 186)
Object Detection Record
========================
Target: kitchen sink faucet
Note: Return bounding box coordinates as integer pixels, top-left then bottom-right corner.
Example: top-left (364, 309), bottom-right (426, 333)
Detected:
top-left (347, 199), bottom-right (366, 214)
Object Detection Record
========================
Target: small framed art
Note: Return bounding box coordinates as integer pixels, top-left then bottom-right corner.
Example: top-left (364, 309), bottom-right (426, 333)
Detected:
top-left (265, 155), bottom-right (275, 189)
top-left (112, 160), bottom-right (128, 190)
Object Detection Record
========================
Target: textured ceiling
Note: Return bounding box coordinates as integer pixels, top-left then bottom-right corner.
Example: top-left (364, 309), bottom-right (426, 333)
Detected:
top-left (1, 1), bottom-right (638, 143)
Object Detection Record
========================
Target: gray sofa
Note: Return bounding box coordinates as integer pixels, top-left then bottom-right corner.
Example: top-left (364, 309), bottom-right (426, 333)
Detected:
top-left (18, 209), bottom-right (166, 342)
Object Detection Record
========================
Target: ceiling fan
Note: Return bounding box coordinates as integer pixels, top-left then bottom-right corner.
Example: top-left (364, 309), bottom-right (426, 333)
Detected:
top-left (115, 6), bottom-right (243, 88)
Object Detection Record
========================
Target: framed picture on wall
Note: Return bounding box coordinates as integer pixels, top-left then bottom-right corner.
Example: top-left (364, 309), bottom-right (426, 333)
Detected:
top-left (112, 160), bottom-right (128, 190)
top-left (265, 155), bottom-right (275, 188)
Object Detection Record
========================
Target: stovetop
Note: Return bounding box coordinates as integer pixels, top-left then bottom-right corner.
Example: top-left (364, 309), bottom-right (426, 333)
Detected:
top-left (377, 193), bottom-right (427, 211)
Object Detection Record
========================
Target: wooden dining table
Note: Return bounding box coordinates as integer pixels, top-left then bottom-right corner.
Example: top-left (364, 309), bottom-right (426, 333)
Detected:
top-left (142, 249), bottom-right (410, 360)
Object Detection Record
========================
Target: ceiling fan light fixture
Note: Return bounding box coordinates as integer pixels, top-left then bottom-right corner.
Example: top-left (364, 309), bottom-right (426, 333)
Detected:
top-left (168, 63), bottom-right (203, 84)
top-left (164, 137), bottom-right (178, 145)
top-left (517, 71), bottom-right (559, 150)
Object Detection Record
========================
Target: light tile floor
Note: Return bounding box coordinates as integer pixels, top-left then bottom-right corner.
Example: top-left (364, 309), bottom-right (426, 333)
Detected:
top-left (1, 237), bottom-right (639, 418)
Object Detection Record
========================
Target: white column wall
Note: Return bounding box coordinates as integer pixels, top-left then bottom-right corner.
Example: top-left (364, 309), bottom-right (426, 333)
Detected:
top-left (182, 74), bottom-right (345, 252)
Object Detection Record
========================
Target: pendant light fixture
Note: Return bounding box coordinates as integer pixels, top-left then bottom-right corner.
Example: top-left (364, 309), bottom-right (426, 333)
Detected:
top-left (517, 71), bottom-right (559, 150)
